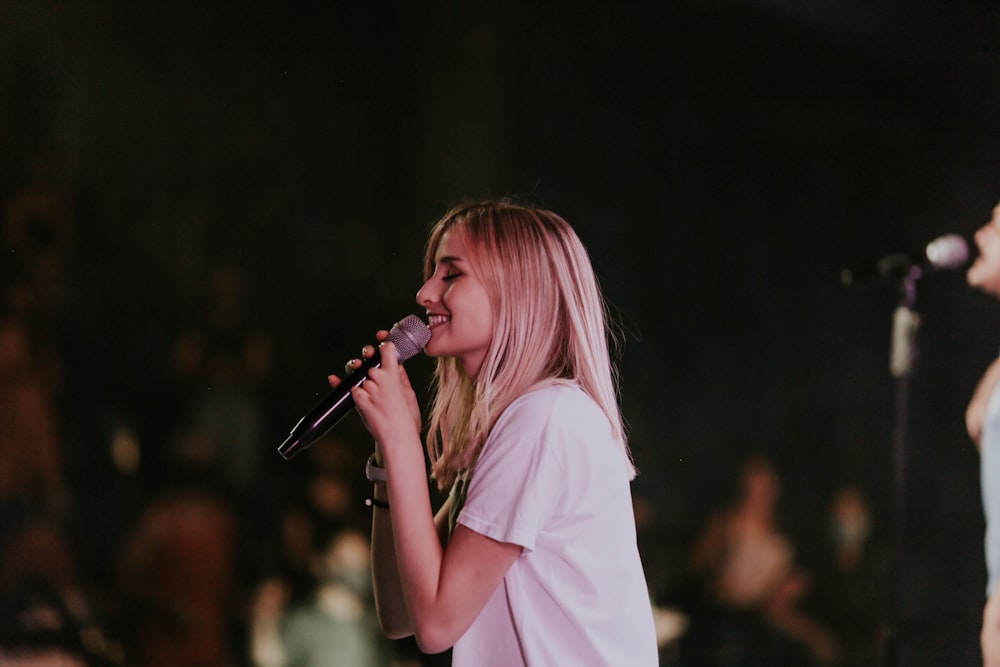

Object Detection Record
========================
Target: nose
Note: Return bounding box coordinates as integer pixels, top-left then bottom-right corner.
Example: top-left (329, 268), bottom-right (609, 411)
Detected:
top-left (416, 278), bottom-right (436, 307)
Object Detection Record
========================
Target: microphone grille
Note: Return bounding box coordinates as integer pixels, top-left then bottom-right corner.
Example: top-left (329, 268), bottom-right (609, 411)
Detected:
top-left (925, 234), bottom-right (969, 270)
top-left (388, 315), bottom-right (432, 362)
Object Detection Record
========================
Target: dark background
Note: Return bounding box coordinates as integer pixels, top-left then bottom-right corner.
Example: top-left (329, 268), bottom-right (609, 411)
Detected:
top-left (3, 1), bottom-right (1000, 665)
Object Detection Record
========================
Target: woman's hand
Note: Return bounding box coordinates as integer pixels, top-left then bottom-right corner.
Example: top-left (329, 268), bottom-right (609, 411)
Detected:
top-left (328, 330), bottom-right (422, 449)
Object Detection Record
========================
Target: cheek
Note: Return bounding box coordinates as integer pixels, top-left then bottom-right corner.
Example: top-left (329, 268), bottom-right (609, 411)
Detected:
top-left (473, 296), bottom-right (495, 337)
top-left (481, 310), bottom-right (496, 342)
top-left (436, 282), bottom-right (457, 310)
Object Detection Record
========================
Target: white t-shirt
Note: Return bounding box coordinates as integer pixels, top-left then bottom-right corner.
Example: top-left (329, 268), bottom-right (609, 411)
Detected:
top-left (452, 383), bottom-right (658, 666)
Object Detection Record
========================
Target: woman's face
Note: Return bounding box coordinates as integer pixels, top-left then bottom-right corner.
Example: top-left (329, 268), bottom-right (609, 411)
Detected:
top-left (968, 202), bottom-right (1000, 297)
top-left (416, 228), bottom-right (495, 378)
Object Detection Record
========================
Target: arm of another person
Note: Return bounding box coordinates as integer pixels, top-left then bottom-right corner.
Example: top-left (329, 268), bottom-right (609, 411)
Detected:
top-left (352, 343), bottom-right (523, 654)
top-left (967, 357), bottom-right (1000, 448)
top-left (981, 384), bottom-right (1000, 667)
top-left (969, 357), bottom-right (1000, 667)
top-left (984, 593), bottom-right (1000, 667)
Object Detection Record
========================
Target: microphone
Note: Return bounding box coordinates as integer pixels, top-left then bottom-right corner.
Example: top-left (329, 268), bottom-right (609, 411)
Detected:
top-left (277, 314), bottom-right (431, 460)
top-left (840, 233), bottom-right (969, 287)
top-left (924, 233), bottom-right (969, 269)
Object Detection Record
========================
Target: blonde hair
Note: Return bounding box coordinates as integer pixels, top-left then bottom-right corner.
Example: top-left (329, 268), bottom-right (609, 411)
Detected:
top-left (422, 199), bottom-right (634, 490)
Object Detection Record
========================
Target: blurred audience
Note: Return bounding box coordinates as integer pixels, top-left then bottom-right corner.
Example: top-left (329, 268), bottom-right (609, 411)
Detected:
top-left (116, 453), bottom-right (242, 667)
top-left (0, 172), bottom-right (895, 666)
top-left (681, 454), bottom-right (839, 666)
top-left (248, 436), bottom-right (425, 667)
top-left (0, 177), bottom-right (121, 664)
top-left (808, 485), bottom-right (885, 667)
top-left (249, 521), bottom-right (393, 667)
top-left (170, 261), bottom-right (273, 501)
top-left (0, 315), bottom-right (68, 518)
top-left (2, 170), bottom-right (75, 396)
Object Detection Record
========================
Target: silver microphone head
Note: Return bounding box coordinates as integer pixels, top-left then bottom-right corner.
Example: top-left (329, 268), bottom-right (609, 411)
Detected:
top-left (387, 315), bottom-right (431, 361)
top-left (925, 234), bottom-right (969, 270)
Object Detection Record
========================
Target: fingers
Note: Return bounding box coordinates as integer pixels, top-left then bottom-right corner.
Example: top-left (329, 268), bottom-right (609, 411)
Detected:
top-left (340, 341), bottom-right (379, 378)
top-left (381, 339), bottom-right (399, 360)
top-left (329, 330), bottom-right (393, 387)
top-left (351, 343), bottom-right (399, 397)
top-left (334, 356), bottom-right (364, 383)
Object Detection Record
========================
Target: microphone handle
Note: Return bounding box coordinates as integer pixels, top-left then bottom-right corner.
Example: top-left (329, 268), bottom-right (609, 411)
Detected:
top-left (277, 350), bottom-right (383, 460)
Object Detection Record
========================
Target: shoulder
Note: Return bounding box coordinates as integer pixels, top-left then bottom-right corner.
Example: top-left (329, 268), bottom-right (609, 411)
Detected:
top-left (501, 381), bottom-right (600, 419)
top-left (494, 382), bottom-right (607, 437)
top-left (488, 382), bottom-right (614, 460)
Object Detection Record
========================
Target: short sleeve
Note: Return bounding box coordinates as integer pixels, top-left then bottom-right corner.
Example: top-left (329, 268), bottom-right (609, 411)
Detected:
top-left (456, 392), bottom-right (569, 552)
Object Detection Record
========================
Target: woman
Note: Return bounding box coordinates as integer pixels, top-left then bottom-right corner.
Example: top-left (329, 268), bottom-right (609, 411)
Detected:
top-left (331, 199), bottom-right (658, 665)
top-left (966, 201), bottom-right (1000, 667)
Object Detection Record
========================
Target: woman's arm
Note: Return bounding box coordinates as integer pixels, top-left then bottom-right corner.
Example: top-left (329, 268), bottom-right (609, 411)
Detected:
top-left (353, 343), bottom-right (523, 654)
top-left (370, 477), bottom-right (454, 638)
top-left (369, 469), bottom-right (410, 637)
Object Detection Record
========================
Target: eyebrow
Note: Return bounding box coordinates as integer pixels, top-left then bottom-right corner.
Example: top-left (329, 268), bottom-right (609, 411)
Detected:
top-left (436, 255), bottom-right (464, 265)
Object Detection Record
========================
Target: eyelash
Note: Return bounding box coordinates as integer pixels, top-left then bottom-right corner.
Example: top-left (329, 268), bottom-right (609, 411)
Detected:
top-left (442, 272), bottom-right (462, 282)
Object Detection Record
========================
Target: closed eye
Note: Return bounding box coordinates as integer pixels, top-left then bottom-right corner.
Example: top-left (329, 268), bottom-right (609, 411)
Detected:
top-left (443, 271), bottom-right (462, 282)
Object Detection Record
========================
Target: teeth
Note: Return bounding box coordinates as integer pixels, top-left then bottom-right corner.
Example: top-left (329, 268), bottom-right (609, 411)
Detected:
top-left (428, 314), bottom-right (449, 326)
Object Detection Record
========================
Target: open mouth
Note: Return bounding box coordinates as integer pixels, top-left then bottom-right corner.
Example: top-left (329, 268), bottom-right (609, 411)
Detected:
top-left (427, 314), bottom-right (450, 327)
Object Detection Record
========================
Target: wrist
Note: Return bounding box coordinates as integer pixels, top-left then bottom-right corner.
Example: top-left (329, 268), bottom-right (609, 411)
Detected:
top-left (365, 453), bottom-right (387, 482)
top-left (370, 480), bottom-right (388, 504)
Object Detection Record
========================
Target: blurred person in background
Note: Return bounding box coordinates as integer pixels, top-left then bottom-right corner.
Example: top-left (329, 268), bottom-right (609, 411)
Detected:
top-left (683, 454), bottom-right (838, 666)
top-left (0, 254), bottom-right (118, 663)
top-left (117, 449), bottom-right (241, 667)
top-left (809, 485), bottom-right (883, 667)
top-left (252, 434), bottom-right (426, 667)
top-left (0, 314), bottom-right (67, 521)
top-left (249, 520), bottom-right (393, 667)
top-left (170, 261), bottom-right (273, 502)
top-left (964, 200), bottom-right (1000, 667)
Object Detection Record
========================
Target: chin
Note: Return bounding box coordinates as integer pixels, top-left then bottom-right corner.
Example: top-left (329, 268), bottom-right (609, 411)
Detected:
top-left (969, 262), bottom-right (994, 289)
top-left (971, 273), bottom-right (1000, 298)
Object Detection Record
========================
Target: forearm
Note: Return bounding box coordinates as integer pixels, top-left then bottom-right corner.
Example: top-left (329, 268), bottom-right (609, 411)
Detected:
top-left (370, 478), bottom-right (414, 638)
top-left (984, 592), bottom-right (1000, 667)
top-left (383, 437), bottom-right (459, 652)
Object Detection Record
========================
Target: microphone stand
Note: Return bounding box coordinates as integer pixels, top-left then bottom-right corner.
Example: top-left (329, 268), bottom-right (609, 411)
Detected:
top-left (883, 264), bottom-right (923, 667)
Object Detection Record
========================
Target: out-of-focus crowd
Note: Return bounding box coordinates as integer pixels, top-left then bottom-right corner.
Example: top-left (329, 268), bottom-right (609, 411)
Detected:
top-left (0, 177), bottom-right (886, 667)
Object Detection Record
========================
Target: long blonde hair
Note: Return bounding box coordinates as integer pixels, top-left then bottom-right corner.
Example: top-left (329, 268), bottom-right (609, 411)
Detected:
top-left (422, 199), bottom-right (634, 490)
